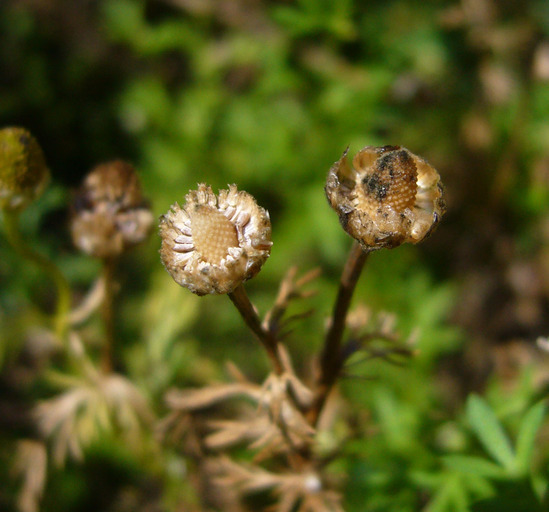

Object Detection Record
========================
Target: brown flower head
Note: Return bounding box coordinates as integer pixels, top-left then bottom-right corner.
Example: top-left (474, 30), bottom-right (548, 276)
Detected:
top-left (70, 160), bottom-right (153, 258)
top-left (326, 145), bottom-right (445, 250)
top-left (0, 127), bottom-right (49, 210)
top-left (159, 184), bottom-right (272, 295)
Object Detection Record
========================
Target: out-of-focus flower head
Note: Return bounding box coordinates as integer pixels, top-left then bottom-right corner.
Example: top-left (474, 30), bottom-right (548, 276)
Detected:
top-left (159, 184), bottom-right (272, 295)
top-left (0, 127), bottom-right (49, 211)
top-left (70, 160), bottom-right (153, 258)
top-left (325, 145), bottom-right (445, 250)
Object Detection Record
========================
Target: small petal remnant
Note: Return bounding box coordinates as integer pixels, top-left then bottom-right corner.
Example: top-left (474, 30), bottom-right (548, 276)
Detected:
top-left (0, 127), bottom-right (50, 211)
top-left (159, 184), bottom-right (272, 295)
top-left (70, 160), bottom-right (154, 258)
top-left (325, 145), bottom-right (446, 250)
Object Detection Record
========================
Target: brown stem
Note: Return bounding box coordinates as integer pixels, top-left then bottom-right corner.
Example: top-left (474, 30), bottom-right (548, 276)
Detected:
top-left (100, 257), bottom-right (117, 373)
top-left (307, 242), bottom-right (369, 425)
top-left (228, 284), bottom-right (284, 375)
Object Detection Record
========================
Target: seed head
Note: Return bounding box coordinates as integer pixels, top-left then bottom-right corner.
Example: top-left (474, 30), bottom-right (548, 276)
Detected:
top-left (326, 145), bottom-right (445, 250)
top-left (159, 184), bottom-right (272, 295)
top-left (0, 127), bottom-right (49, 210)
top-left (70, 160), bottom-right (154, 258)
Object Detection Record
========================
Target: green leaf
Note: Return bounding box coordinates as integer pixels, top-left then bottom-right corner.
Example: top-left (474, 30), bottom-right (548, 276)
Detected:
top-left (515, 402), bottom-right (546, 474)
top-left (425, 473), bottom-right (469, 512)
top-left (442, 455), bottom-right (506, 479)
top-left (466, 394), bottom-right (516, 472)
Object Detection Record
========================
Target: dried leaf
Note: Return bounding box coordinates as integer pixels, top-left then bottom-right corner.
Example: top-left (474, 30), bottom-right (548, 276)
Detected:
top-left (12, 440), bottom-right (47, 512)
top-left (35, 373), bottom-right (153, 466)
top-left (165, 382), bottom-right (261, 411)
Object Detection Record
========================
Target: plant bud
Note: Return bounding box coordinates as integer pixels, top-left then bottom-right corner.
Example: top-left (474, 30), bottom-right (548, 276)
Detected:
top-left (159, 184), bottom-right (272, 295)
top-left (70, 160), bottom-right (153, 258)
top-left (325, 145), bottom-right (445, 250)
top-left (0, 127), bottom-right (49, 210)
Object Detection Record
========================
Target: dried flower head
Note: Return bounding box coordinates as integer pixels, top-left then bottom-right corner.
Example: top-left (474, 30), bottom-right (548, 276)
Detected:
top-left (326, 145), bottom-right (445, 250)
top-left (159, 184), bottom-right (272, 295)
top-left (0, 127), bottom-right (49, 210)
top-left (70, 160), bottom-right (154, 258)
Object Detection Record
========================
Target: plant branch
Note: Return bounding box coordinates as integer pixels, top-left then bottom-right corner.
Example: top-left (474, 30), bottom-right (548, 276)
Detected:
top-left (263, 266), bottom-right (320, 337)
top-left (69, 276), bottom-right (105, 326)
top-left (307, 242), bottom-right (369, 425)
top-left (228, 284), bottom-right (284, 375)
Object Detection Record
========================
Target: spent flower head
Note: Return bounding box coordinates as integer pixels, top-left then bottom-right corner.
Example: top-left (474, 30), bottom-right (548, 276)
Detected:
top-left (159, 184), bottom-right (272, 295)
top-left (326, 145), bottom-right (445, 250)
top-left (0, 127), bottom-right (49, 211)
top-left (70, 160), bottom-right (154, 258)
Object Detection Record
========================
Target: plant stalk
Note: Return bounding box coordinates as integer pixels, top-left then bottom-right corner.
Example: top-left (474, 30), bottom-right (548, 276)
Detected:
top-left (308, 242), bottom-right (369, 425)
top-left (228, 284), bottom-right (284, 375)
top-left (2, 209), bottom-right (71, 341)
top-left (100, 257), bottom-right (117, 373)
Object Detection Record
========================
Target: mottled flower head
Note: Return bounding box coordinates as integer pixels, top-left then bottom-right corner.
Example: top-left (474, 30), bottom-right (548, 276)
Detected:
top-left (159, 184), bottom-right (272, 295)
top-left (325, 145), bottom-right (445, 250)
top-left (0, 127), bottom-right (49, 211)
top-left (70, 160), bottom-right (154, 258)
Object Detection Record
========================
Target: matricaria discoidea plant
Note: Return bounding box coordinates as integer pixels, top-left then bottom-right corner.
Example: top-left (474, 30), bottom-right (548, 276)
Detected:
top-left (159, 183), bottom-right (272, 295)
top-left (2, 122), bottom-right (453, 512)
top-left (0, 127), bottom-right (71, 340)
top-left (325, 145), bottom-right (445, 250)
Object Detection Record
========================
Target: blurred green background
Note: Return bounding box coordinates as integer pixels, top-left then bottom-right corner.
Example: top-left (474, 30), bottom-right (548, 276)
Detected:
top-left (2, 0), bottom-right (549, 511)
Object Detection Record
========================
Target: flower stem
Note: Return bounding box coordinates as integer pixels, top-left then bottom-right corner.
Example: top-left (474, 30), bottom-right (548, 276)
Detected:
top-left (2, 209), bottom-right (71, 342)
top-left (100, 257), bottom-right (117, 373)
top-left (228, 284), bottom-right (284, 375)
top-left (307, 242), bottom-right (370, 425)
